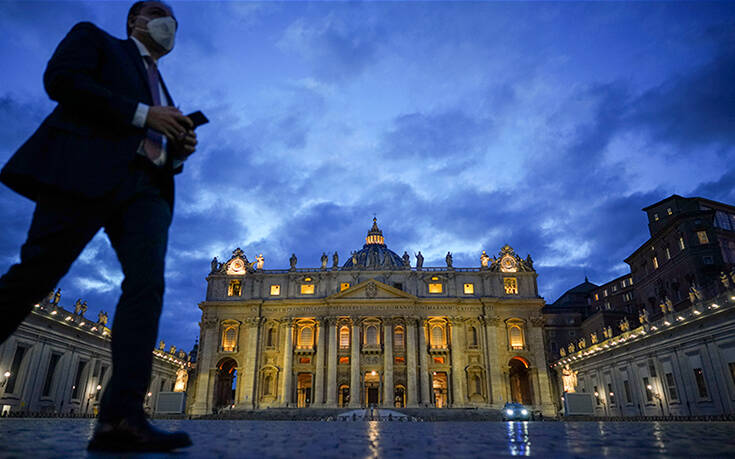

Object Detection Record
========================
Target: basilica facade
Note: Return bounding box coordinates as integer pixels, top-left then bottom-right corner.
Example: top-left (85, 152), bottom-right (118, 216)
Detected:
top-left (189, 220), bottom-right (555, 415)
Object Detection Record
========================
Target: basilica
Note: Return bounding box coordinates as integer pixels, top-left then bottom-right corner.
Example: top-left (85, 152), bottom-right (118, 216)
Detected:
top-left (189, 219), bottom-right (555, 415)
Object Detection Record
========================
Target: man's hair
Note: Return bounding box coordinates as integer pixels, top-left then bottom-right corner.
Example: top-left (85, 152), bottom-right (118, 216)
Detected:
top-left (126, 1), bottom-right (147, 36)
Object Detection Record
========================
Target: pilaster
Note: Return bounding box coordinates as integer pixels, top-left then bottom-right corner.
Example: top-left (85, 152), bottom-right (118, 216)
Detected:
top-left (383, 319), bottom-right (394, 407)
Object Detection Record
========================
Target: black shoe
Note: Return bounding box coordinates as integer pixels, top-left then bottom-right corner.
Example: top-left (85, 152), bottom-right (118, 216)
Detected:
top-left (87, 416), bottom-right (192, 452)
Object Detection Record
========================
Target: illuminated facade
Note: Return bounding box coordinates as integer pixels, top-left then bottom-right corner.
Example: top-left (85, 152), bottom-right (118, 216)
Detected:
top-left (0, 292), bottom-right (189, 415)
top-left (189, 220), bottom-right (555, 415)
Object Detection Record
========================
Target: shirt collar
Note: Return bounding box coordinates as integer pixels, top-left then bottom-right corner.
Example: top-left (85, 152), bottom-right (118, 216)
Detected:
top-left (130, 36), bottom-right (157, 63)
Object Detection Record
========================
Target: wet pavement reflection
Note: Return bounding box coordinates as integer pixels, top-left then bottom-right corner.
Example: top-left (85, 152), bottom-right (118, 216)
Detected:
top-left (0, 419), bottom-right (734, 457)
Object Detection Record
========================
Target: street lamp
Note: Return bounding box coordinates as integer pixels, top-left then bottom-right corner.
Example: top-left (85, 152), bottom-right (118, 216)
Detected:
top-left (646, 384), bottom-right (664, 416)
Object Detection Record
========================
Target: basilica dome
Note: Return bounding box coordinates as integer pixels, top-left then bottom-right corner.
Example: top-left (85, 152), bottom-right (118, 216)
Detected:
top-left (342, 218), bottom-right (407, 270)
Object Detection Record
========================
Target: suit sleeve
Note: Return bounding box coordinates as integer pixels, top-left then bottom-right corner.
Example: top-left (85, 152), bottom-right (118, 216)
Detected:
top-left (43, 22), bottom-right (139, 127)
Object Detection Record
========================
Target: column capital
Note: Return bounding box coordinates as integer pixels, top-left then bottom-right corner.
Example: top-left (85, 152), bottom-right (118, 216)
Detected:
top-left (479, 315), bottom-right (501, 327)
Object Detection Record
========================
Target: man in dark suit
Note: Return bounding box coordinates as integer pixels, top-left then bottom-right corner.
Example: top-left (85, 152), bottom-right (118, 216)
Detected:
top-left (0, 1), bottom-right (196, 452)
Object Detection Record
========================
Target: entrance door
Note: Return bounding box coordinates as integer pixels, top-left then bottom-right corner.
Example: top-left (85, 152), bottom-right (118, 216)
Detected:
top-left (364, 371), bottom-right (380, 407)
top-left (213, 358), bottom-right (237, 411)
top-left (339, 385), bottom-right (350, 407)
top-left (297, 373), bottom-right (312, 408)
top-left (432, 372), bottom-right (448, 408)
top-left (394, 386), bottom-right (406, 408)
top-left (509, 357), bottom-right (532, 404)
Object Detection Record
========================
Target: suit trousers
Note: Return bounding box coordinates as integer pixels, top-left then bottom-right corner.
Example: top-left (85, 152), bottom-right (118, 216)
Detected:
top-left (0, 159), bottom-right (172, 419)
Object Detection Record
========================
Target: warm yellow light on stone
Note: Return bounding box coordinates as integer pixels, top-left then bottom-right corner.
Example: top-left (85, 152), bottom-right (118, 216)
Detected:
top-left (428, 283), bottom-right (443, 294)
top-left (340, 282), bottom-right (350, 291)
top-left (463, 283), bottom-right (474, 294)
top-left (300, 284), bottom-right (315, 295)
top-left (270, 284), bottom-right (281, 296)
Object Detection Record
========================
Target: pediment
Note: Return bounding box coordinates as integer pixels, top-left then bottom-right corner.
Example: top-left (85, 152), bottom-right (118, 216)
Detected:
top-left (327, 279), bottom-right (416, 301)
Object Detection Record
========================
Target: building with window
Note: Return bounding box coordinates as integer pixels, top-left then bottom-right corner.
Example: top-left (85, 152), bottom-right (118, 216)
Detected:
top-left (546, 194), bottom-right (735, 417)
top-left (0, 292), bottom-right (190, 416)
top-left (189, 219), bottom-right (555, 415)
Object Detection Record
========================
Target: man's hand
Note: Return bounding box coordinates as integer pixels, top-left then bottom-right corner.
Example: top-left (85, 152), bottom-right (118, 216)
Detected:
top-left (145, 106), bottom-right (193, 140)
top-left (170, 129), bottom-right (198, 159)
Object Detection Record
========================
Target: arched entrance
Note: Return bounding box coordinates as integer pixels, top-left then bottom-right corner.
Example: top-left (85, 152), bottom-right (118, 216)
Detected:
top-left (431, 372), bottom-right (448, 408)
top-left (213, 358), bottom-right (238, 411)
top-left (508, 357), bottom-right (532, 405)
top-left (394, 385), bottom-right (406, 408)
top-left (364, 371), bottom-right (380, 406)
top-left (297, 373), bottom-right (312, 407)
top-left (339, 384), bottom-right (350, 407)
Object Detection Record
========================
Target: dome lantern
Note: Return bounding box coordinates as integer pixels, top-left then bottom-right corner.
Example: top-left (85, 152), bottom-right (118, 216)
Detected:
top-left (365, 217), bottom-right (385, 246)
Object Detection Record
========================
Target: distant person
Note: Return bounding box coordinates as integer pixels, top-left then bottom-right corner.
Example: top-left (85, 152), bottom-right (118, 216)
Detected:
top-left (0, 1), bottom-right (197, 452)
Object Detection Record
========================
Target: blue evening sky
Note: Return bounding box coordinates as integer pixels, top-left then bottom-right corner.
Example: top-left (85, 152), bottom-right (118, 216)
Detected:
top-left (1, 1), bottom-right (734, 351)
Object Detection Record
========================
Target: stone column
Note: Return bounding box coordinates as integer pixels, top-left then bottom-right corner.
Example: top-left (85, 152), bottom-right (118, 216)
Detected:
top-left (280, 319), bottom-right (294, 407)
top-left (326, 318), bottom-right (338, 406)
top-left (191, 318), bottom-right (218, 415)
top-left (313, 318), bottom-right (326, 405)
top-left (418, 318), bottom-right (431, 406)
top-left (450, 318), bottom-right (466, 407)
top-left (405, 318), bottom-right (418, 407)
top-left (241, 318), bottom-right (261, 409)
top-left (383, 319), bottom-right (394, 407)
top-left (349, 318), bottom-right (361, 407)
top-left (483, 316), bottom-right (504, 405)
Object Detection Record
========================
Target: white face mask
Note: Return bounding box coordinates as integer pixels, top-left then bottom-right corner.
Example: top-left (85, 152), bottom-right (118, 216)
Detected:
top-left (139, 16), bottom-right (176, 52)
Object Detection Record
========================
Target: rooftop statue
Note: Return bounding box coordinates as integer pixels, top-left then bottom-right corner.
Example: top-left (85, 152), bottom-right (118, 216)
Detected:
top-left (332, 251), bottom-right (339, 268)
top-left (480, 251), bottom-right (490, 268)
top-left (255, 254), bottom-right (264, 270)
top-left (289, 253), bottom-right (297, 270)
top-left (402, 251), bottom-right (410, 267)
top-left (446, 252), bottom-right (453, 268)
top-left (415, 251), bottom-right (424, 270)
top-left (320, 252), bottom-right (328, 270)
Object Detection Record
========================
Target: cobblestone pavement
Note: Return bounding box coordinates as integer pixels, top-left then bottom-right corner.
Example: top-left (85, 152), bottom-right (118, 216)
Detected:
top-left (1, 419), bottom-right (734, 458)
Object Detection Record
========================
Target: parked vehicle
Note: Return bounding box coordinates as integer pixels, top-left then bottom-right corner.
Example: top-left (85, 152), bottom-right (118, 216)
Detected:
top-left (502, 402), bottom-right (530, 421)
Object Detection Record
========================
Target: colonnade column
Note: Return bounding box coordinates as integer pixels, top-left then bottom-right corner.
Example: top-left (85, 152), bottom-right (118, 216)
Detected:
top-left (483, 315), bottom-right (504, 405)
top-left (418, 318), bottom-right (431, 406)
top-left (326, 318), bottom-right (338, 406)
top-left (349, 317), bottom-right (361, 407)
top-left (383, 319), bottom-right (394, 407)
top-left (241, 317), bottom-right (261, 409)
top-left (313, 318), bottom-right (325, 405)
top-left (450, 317), bottom-right (466, 407)
top-left (280, 319), bottom-right (293, 407)
top-left (191, 318), bottom-right (218, 415)
top-left (405, 318), bottom-right (418, 407)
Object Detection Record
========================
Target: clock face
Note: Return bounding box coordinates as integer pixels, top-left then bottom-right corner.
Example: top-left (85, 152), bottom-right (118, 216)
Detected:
top-left (500, 255), bottom-right (517, 272)
top-left (227, 258), bottom-right (246, 275)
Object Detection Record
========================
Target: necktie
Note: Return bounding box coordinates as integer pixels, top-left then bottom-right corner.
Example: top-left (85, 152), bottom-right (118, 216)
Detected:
top-left (143, 55), bottom-right (164, 164)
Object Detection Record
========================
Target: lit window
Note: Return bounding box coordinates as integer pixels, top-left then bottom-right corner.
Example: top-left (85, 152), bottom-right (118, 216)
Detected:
top-left (693, 368), bottom-right (708, 398)
top-left (430, 325), bottom-right (445, 347)
top-left (652, 257), bottom-right (659, 269)
top-left (299, 357), bottom-right (311, 364)
top-left (222, 326), bottom-right (237, 352)
top-left (339, 326), bottom-right (350, 349)
top-left (603, 289), bottom-right (608, 297)
top-left (339, 356), bottom-right (349, 364)
top-left (394, 357), bottom-right (405, 364)
top-left (629, 277), bottom-right (633, 285)
top-left (594, 293), bottom-right (599, 301)
top-left (433, 357), bottom-right (445, 364)
top-left (393, 326), bottom-right (405, 348)
top-left (667, 207), bottom-right (673, 215)
top-left (340, 282), bottom-right (350, 291)
top-left (621, 279), bottom-right (627, 288)
top-left (696, 231), bottom-right (709, 244)
top-left (654, 213), bottom-right (659, 221)
top-left (612, 285), bottom-right (617, 292)
top-left (679, 237), bottom-right (686, 250)
top-left (509, 326), bottom-right (523, 349)
top-left (365, 325), bottom-right (379, 346)
top-left (298, 326), bottom-right (313, 347)
top-left (270, 284), bottom-right (281, 296)
top-left (227, 280), bottom-right (241, 297)
top-left (665, 248), bottom-right (671, 260)
top-left (428, 283), bottom-right (443, 294)
top-left (300, 284), bottom-right (315, 295)
top-left (504, 278), bottom-right (518, 295)
top-left (463, 283), bottom-right (474, 294)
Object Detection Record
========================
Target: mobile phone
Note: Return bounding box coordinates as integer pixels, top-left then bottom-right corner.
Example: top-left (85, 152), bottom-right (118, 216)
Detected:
top-left (187, 111), bottom-right (209, 128)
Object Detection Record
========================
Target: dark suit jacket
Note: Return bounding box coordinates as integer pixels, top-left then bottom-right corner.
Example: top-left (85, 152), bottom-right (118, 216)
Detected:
top-left (0, 22), bottom-right (182, 207)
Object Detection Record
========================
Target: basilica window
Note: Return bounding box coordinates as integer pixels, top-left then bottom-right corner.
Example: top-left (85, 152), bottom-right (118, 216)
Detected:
top-left (428, 282), bottom-right (443, 294)
top-left (265, 327), bottom-right (276, 348)
top-left (393, 326), bottom-right (405, 349)
top-left (652, 256), bottom-right (659, 269)
top-left (365, 325), bottom-right (379, 346)
top-left (270, 284), bottom-right (281, 296)
top-left (429, 321), bottom-right (447, 348)
top-left (468, 326), bottom-right (479, 348)
top-left (472, 375), bottom-right (482, 395)
top-left (463, 283), bottom-right (474, 294)
top-left (222, 326), bottom-right (237, 352)
top-left (340, 282), bottom-right (351, 292)
top-left (227, 280), bottom-right (241, 297)
top-left (697, 231), bottom-right (709, 245)
top-left (339, 326), bottom-right (350, 349)
top-left (300, 284), bottom-right (315, 295)
top-left (298, 326), bottom-right (314, 348)
top-left (504, 278), bottom-right (518, 295)
top-left (506, 320), bottom-right (524, 350)
top-left (263, 375), bottom-right (273, 396)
